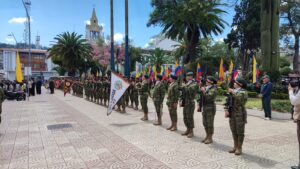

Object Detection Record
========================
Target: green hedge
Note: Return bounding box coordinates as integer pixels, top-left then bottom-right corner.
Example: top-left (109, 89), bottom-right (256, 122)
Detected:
top-left (248, 92), bottom-right (258, 98)
top-left (271, 100), bottom-right (292, 113)
top-left (271, 92), bottom-right (289, 100)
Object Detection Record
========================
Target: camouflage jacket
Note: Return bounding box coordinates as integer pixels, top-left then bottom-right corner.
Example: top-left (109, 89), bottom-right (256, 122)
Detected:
top-left (152, 81), bottom-right (166, 102)
top-left (137, 80), bottom-right (149, 96)
top-left (203, 85), bottom-right (217, 106)
top-left (167, 82), bottom-right (179, 103)
top-left (182, 80), bottom-right (197, 104)
top-left (232, 88), bottom-right (248, 121)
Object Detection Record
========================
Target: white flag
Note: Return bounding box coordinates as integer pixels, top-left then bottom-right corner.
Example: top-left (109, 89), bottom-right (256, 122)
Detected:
top-left (107, 72), bottom-right (130, 116)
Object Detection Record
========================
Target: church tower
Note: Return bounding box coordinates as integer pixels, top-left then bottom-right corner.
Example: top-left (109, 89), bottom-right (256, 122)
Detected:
top-left (86, 8), bottom-right (103, 41)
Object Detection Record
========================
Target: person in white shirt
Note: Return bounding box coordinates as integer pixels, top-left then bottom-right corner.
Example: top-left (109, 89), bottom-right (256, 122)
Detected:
top-left (289, 80), bottom-right (300, 169)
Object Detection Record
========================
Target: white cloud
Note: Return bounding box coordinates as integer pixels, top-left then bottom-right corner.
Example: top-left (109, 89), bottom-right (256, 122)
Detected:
top-left (114, 33), bottom-right (124, 42)
top-left (8, 17), bottom-right (33, 24)
top-left (5, 37), bottom-right (15, 43)
top-left (144, 43), bottom-right (149, 48)
top-left (100, 23), bottom-right (105, 27)
top-left (85, 20), bottom-right (91, 25)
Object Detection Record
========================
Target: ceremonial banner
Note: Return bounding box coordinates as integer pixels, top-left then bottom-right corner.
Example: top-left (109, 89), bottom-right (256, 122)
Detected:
top-left (54, 79), bottom-right (61, 88)
top-left (107, 72), bottom-right (130, 116)
top-left (15, 51), bottom-right (23, 83)
top-left (253, 57), bottom-right (260, 83)
top-left (64, 79), bottom-right (73, 96)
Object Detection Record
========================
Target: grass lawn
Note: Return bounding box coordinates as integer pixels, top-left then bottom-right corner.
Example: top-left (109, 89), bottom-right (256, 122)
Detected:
top-left (216, 96), bottom-right (291, 113)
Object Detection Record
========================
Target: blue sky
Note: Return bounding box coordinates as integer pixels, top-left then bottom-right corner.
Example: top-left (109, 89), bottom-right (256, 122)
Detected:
top-left (0, 0), bottom-right (235, 48)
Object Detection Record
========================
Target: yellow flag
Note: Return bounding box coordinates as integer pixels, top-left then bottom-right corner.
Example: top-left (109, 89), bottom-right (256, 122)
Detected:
top-left (229, 60), bottom-right (234, 74)
top-left (15, 51), bottom-right (23, 83)
top-left (96, 71), bottom-right (99, 77)
top-left (253, 57), bottom-right (257, 83)
top-left (219, 58), bottom-right (225, 81)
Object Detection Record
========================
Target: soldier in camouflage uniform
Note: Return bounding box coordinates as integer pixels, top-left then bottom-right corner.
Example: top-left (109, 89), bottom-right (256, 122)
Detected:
top-left (84, 80), bottom-right (89, 100)
top-left (181, 72), bottom-right (198, 138)
top-left (124, 77), bottom-right (130, 106)
top-left (95, 79), bottom-right (100, 104)
top-left (106, 78), bottom-right (111, 107)
top-left (137, 75), bottom-right (149, 121)
top-left (225, 78), bottom-right (248, 155)
top-left (152, 75), bottom-right (166, 125)
top-left (166, 74), bottom-right (179, 131)
top-left (99, 77), bottom-right (104, 105)
top-left (87, 79), bottom-right (92, 101)
top-left (78, 82), bottom-right (83, 98)
top-left (103, 77), bottom-right (108, 106)
top-left (0, 84), bottom-right (5, 124)
top-left (199, 76), bottom-right (217, 144)
top-left (131, 78), bottom-right (140, 110)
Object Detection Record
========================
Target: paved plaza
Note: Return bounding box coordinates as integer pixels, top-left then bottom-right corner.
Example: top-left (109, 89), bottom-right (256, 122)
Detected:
top-left (0, 88), bottom-right (298, 169)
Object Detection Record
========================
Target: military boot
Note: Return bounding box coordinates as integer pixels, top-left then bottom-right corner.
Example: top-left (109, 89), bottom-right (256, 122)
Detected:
top-left (153, 115), bottom-right (162, 125)
top-left (229, 138), bottom-right (238, 153)
top-left (141, 113), bottom-right (148, 121)
top-left (187, 129), bottom-right (194, 138)
top-left (167, 122), bottom-right (173, 130)
top-left (291, 165), bottom-right (300, 169)
top-left (170, 122), bottom-right (177, 131)
top-left (201, 134), bottom-right (208, 143)
top-left (204, 134), bottom-right (213, 144)
top-left (235, 137), bottom-right (244, 155)
top-left (181, 129), bottom-right (190, 136)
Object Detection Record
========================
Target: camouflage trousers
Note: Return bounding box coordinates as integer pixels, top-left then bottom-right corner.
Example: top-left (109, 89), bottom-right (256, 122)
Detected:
top-left (117, 97), bottom-right (126, 110)
top-left (131, 93), bottom-right (139, 108)
top-left (125, 94), bottom-right (129, 106)
top-left (154, 100), bottom-right (163, 116)
top-left (202, 104), bottom-right (216, 135)
top-left (229, 110), bottom-right (246, 143)
top-left (167, 102), bottom-right (177, 123)
top-left (183, 101), bottom-right (195, 129)
top-left (140, 95), bottom-right (148, 113)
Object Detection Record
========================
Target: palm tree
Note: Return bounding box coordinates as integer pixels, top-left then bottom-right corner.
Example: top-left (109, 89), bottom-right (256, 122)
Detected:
top-left (149, 48), bottom-right (173, 73)
top-left (47, 32), bottom-right (93, 76)
top-left (148, 0), bottom-right (227, 63)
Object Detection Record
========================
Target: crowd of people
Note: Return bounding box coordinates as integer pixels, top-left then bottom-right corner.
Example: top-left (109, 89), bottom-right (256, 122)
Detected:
top-left (66, 72), bottom-right (250, 156)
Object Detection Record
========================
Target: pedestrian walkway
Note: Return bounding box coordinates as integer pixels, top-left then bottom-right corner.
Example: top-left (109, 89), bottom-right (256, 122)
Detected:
top-left (0, 88), bottom-right (298, 169)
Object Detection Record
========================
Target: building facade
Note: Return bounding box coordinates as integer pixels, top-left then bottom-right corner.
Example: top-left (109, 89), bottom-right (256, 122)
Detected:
top-left (0, 48), bottom-right (57, 81)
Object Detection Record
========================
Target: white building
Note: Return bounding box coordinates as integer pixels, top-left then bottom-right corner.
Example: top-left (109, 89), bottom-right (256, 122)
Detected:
top-left (0, 48), bottom-right (57, 81)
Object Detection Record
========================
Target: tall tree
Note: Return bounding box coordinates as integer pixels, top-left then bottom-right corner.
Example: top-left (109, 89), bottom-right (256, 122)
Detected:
top-left (148, 0), bottom-right (227, 63)
top-left (280, 0), bottom-right (300, 71)
top-left (261, 0), bottom-right (280, 72)
top-left (224, 0), bottom-right (261, 77)
top-left (47, 32), bottom-right (93, 76)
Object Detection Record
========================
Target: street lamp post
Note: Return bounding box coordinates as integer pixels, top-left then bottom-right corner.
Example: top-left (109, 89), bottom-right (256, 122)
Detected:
top-left (124, 0), bottom-right (130, 77)
top-left (8, 33), bottom-right (18, 48)
top-left (22, 0), bottom-right (31, 101)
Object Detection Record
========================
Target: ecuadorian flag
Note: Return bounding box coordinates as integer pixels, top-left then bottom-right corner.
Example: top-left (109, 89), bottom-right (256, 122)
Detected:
top-left (196, 63), bottom-right (202, 82)
top-left (175, 62), bottom-right (182, 76)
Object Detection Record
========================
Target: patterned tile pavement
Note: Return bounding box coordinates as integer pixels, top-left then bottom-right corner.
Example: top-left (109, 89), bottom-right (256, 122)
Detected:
top-left (0, 88), bottom-right (298, 169)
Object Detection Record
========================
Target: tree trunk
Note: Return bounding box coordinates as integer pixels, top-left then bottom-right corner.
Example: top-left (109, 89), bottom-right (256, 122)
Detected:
top-left (270, 0), bottom-right (280, 70)
top-left (261, 0), bottom-right (279, 72)
top-left (186, 25), bottom-right (200, 63)
top-left (294, 34), bottom-right (300, 71)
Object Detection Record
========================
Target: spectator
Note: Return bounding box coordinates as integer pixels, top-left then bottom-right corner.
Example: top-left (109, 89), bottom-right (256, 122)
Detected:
top-left (259, 75), bottom-right (273, 120)
top-left (289, 82), bottom-right (300, 169)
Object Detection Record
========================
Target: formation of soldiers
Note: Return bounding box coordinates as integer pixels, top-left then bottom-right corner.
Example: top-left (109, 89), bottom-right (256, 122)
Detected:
top-left (70, 71), bottom-right (248, 156)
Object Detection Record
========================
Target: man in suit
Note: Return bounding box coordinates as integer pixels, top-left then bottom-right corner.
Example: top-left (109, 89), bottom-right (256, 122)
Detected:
top-left (260, 75), bottom-right (273, 120)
